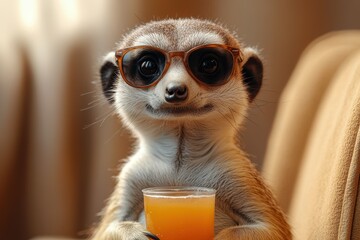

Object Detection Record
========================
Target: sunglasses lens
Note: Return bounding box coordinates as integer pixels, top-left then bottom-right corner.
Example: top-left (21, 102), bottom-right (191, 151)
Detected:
top-left (188, 47), bottom-right (234, 85)
top-left (122, 48), bottom-right (166, 87)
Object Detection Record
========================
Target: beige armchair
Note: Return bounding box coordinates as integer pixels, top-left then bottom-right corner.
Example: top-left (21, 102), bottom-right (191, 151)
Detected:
top-left (263, 31), bottom-right (360, 239)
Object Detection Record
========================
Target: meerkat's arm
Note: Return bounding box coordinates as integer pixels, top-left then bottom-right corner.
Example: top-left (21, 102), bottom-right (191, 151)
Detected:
top-left (91, 175), bottom-right (158, 240)
top-left (214, 159), bottom-right (292, 240)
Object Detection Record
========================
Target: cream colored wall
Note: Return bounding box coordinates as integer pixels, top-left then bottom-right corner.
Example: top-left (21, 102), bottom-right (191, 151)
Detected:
top-left (0, 1), bottom-right (359, 239)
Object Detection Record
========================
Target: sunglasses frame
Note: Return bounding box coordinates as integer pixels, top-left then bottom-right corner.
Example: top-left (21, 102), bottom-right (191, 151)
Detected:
top-left (115, 44), bottom-right (244, 88)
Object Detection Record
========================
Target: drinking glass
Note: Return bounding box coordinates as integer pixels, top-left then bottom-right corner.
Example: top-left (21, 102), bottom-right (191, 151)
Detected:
top-left (142, 186), bottom-right (216, 240)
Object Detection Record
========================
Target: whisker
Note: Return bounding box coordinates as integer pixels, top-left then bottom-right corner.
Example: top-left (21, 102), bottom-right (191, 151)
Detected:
top-left (100, 110), bottom-right (117, 128)
top-left (83, 107), bottom-right (118, 130)
top-left (87, 97), bottom-right (104, 106)
top-left (216, 108), bottom-right (238, 132)
top-left (103, 126), bottom-right (126, 145)
top-left (81, 100), bottom-right (108, 111)
top-left (81, 92), bottom-right (118, 112)
top-left (83, 119), bottom-right (103, 130)
top-left (229, 108), bottom-right (238, 126)
top-left (80, 90), bottom-right (97, 96)
top-left (241, 111), bottom-right (258, 128)
top-left (81, 103), bottom-right (103, 112)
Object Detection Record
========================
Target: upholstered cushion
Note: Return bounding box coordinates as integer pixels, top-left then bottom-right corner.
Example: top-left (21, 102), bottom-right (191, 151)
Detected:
top-left (263, 31), bottom-right (360, 239)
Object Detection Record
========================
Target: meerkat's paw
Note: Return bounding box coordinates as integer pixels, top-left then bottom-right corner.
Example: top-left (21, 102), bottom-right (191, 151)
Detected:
top-left (215, 226), bottom-right (286, 240)
top-left (101, 221), bottom-right (159, 240)
top-left (214, 226), bottom-right (254, 240)
top-left (214, 228), bottom-right (234, 240)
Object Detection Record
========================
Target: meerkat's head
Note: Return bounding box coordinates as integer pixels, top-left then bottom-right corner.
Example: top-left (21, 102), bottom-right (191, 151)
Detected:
top-left (100, 19), bottom-right (262, 132)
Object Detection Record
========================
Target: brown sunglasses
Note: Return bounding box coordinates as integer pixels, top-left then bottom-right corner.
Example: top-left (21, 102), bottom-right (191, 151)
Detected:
top-left (115, 44), bottom-right (243, 88)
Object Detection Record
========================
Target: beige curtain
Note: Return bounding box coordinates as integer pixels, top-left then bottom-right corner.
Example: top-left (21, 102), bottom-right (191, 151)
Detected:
top-left (1, 1), bottom-right (359, 239)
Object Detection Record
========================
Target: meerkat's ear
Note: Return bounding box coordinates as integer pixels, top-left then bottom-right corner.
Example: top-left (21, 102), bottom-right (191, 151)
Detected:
top-left (100, 52), bottom-right (119, 103)
top-left (241, 48), bottom-right (263, 102)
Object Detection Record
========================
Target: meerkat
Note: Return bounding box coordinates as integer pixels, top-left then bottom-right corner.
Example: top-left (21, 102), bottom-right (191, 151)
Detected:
top-left (93, 18), bottom-right (292, 240)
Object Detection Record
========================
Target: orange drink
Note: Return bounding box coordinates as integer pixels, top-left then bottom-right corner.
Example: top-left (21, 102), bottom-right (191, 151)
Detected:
top-left (142, 187), bottom-right (216, 240)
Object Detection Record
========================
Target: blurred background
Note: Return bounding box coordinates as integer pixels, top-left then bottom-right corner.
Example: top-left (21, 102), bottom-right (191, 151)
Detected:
top-left (1, 0), bottom-right (359, 239)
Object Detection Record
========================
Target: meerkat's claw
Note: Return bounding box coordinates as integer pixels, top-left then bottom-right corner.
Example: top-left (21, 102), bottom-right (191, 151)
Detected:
top-left (143, 231), bottom-right (160, 240)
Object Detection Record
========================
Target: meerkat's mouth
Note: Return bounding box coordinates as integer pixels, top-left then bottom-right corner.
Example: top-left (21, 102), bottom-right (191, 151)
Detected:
top-left (145, 103), bottom-right (214, 117)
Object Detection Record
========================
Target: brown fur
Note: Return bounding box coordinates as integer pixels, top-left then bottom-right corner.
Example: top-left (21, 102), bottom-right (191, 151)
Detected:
top-left (119, 19), bottom-right (239, 49)
top-left (93, 18), bottom-right (292, 240)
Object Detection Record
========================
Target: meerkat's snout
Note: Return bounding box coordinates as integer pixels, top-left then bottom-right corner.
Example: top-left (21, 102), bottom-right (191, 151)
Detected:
top-left (164, 82), bottom-right (188, 103)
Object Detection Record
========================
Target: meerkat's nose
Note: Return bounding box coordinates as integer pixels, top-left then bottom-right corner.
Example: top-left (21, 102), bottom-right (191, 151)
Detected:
top-left (165, 82), bottom-right (188, 103)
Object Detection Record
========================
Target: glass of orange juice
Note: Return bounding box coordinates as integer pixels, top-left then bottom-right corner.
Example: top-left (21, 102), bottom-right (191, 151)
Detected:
top-left (142, 186), bottom-right (216, 240)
